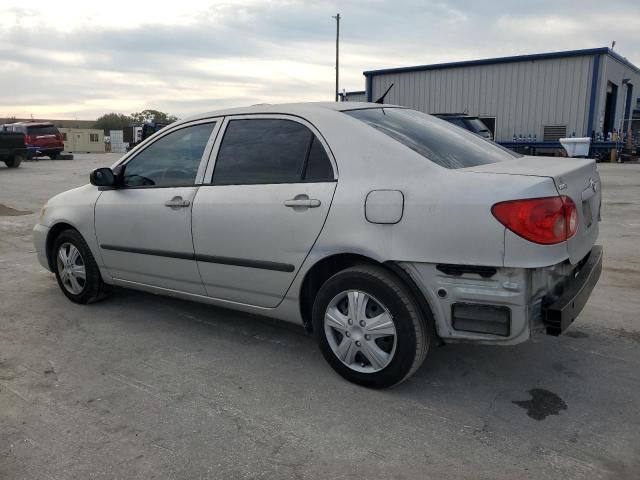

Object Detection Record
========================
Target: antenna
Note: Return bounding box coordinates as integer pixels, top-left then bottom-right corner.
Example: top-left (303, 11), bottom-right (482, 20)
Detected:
top-left (375, 83), bottom-right (395, 104)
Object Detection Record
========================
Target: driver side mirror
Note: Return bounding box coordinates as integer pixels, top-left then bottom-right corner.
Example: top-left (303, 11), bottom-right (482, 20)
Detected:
top-left (90, 167), bottom-right (116, 187)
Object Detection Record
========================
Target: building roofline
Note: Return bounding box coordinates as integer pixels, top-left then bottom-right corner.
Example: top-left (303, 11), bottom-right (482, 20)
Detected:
top-left (364, 47), bottom-right (640, 77)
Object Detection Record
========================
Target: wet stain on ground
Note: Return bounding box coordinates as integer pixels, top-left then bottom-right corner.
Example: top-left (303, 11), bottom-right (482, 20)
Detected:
top-left (0, 204), bottom-right (32, 216)
top-left (513, 388), bottom-right (567, 420)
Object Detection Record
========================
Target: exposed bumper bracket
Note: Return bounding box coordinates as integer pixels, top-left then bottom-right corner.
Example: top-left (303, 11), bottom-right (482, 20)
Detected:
top-left (543, 246), bottom-right (603, 336)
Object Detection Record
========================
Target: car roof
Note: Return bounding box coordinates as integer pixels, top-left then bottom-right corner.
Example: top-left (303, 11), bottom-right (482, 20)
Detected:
top-left (6, 122), bottom-right (55, 127)
top-left (181, 102), bottom-right (400, 123)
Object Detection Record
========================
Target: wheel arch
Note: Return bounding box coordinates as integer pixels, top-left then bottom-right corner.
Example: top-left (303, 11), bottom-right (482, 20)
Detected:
top-left (298, 253), bottom-right (437, 337)
top-left (46, 222), bottom-right (78, 270)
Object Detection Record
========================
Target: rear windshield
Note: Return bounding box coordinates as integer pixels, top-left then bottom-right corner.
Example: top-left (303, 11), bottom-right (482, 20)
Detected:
top-left (345, 108), bottom-right (518, 169)
top-left (464, 118), bottom-right (490, 132)
top-left (27, 125), bottom-right (58, 135)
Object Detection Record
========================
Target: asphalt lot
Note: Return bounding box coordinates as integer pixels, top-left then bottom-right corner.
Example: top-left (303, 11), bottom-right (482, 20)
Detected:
top-left (1, 154), bottom-right (639, 479)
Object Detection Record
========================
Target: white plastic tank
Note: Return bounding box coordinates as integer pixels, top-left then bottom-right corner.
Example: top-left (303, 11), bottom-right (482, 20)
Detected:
top-left (559, 137), bottom-right (591, 157)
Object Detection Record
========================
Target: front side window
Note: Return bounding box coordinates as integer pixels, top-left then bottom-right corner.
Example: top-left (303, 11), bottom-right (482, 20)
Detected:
top-left (123, 122), bottom-right (215, 188)
top-left (212, 118), bottom-right (334, 185)
top-left (345, 108), bottom-right (519, 169)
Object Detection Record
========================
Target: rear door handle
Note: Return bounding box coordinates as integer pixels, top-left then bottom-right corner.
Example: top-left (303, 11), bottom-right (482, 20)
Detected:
top-left (164, 196), bottom-right (191, 208)
top-left (284, 195), bottom-right (321, 209)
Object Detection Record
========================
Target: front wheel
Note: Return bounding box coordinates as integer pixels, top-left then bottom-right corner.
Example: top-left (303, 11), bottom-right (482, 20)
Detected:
top-left (312, 265), bottom-right (430, 388)
top-left (52, 229), bottom-right (109, 304)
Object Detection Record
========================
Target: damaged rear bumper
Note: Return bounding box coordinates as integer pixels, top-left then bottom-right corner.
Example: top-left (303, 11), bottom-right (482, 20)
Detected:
top-left (542, 246), bottom-right (603, 336)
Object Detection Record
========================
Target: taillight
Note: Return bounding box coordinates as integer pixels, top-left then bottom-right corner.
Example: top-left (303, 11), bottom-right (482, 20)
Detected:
top-left (24, 134), bottom-right (31, 145)
top-left (491, 195), bottom-right (578, 245)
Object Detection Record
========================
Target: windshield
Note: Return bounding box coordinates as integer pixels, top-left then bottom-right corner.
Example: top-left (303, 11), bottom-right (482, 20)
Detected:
top-left (345, 108), bottom-right (518, 169)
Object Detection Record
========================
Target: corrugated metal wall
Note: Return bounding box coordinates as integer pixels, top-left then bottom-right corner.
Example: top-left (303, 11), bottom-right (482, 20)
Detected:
top-left (369, 55), bottom-right (595, 142)
top-left (595, 55), bottom-right (640, 135)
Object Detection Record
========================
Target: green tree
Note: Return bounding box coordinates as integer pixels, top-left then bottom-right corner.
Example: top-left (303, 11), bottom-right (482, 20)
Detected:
top-left (130, 109), bottom-right (178, 124)
top-left (94, 113), bottom-right (134, 142)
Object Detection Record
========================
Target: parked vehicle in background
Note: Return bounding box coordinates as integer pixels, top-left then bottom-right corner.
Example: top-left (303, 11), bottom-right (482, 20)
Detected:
top-left (432, 113), bottom-right (493, 140)
top-left (33, 103), bottom-right (602, 388)
top-left (127, 121), bottom-right (169, 151)
top-left (0, 130), bottom-right (27, 168)
top-left (3, 122), bottom-right (64, 159)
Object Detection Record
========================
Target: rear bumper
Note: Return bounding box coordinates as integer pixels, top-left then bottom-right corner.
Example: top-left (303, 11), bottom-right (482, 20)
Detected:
top-left (398, 246), bottom-right (602, 345)
top-left (26, 146), bottom-right (63, 158)
top-left (542, 246), bottom-right (603, 335)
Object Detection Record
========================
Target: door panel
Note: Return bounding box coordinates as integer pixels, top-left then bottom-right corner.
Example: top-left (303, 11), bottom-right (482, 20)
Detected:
top-left (95, 187), bottom-right (205, 294)
top-left (192, 182), bottom-right (336, 307)
top-left (94, 121), bottom-right (218, 294)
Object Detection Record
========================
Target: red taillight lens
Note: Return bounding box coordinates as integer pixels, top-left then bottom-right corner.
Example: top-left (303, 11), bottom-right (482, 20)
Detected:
top-left (491, 195), bottom-right (578, 245)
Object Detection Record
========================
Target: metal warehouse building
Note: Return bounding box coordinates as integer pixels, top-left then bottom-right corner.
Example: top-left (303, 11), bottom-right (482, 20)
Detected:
top-left (362, 47), bottom-right (640, 143)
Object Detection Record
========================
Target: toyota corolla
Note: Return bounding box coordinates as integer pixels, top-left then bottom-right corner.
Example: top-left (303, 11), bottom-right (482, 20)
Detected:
top-left (33, 103), bottom-right (602, 388)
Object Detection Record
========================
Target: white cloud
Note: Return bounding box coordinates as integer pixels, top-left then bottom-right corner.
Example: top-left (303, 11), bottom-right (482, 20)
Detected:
top-left (0, 0), bottom-right (638, 119)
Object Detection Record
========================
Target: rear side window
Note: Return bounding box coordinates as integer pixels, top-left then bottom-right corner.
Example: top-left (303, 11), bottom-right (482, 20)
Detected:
top-left (27, 125), bottom-right (58, 136)
top-left (213, 119), bottom-right (334, 185)
top-left (304, 137), bottom-right (334, 182)
top-left (345, 108), bottom-right (517, 169)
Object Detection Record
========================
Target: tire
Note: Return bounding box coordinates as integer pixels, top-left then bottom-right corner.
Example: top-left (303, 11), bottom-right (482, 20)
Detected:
top-left (4, 153), bottom-right (23, 168)
top-left (312, 264), bottom-right (430, 388)
top-left (52, 229), bottom-right (109, 304)
top-left (49, 152), bottom-right (58, 160)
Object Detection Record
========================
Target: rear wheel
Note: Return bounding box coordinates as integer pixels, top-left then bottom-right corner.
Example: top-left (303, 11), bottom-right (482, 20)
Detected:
top-left (52, 229), bottom-right (109, 304)
top-left (49, 152), bottom-right (58, 160)
top-left (312, 265), bottom-right (430, 388)
top-left (4, 153), bottom-right (24, 168)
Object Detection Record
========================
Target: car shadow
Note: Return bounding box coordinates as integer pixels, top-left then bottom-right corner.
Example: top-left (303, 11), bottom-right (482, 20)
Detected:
top-left (104, 286), bottom-right (630, 410)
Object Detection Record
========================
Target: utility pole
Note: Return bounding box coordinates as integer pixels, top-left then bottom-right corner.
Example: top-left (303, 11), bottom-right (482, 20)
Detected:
top-left (333, 13), bottom-right (340, 101)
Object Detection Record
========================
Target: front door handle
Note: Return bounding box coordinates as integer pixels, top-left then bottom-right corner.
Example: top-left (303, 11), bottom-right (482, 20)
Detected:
top-left (164, 196), bottom-right (191, 208)
top-left (284, 194), bottom-right (321, 209)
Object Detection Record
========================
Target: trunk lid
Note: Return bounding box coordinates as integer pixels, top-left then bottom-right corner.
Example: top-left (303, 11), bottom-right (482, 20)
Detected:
top-left (468, 156), bottom-right (601, 264)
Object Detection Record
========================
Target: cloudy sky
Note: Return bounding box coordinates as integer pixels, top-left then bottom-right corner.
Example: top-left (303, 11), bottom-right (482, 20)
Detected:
top-left (1, 0), bottom-right (639, 120)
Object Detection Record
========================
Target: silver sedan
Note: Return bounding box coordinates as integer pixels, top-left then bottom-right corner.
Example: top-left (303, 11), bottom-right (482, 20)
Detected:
top-left (34, 102), bottom-right (602, 387)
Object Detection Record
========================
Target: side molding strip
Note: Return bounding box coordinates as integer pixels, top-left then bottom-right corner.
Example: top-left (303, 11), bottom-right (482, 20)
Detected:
top-left (100, 244), bottom-right (295, 273)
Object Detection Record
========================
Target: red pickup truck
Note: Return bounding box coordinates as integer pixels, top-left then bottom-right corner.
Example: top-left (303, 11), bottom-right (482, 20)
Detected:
top-left (2, 122), bottom-right (64, 159)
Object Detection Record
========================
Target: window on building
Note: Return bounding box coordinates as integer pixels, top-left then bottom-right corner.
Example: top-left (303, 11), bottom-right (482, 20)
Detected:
top-left (89, 133), bottom-right (99, 142)
top-left (62, 133), bottom-right (68, 141)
